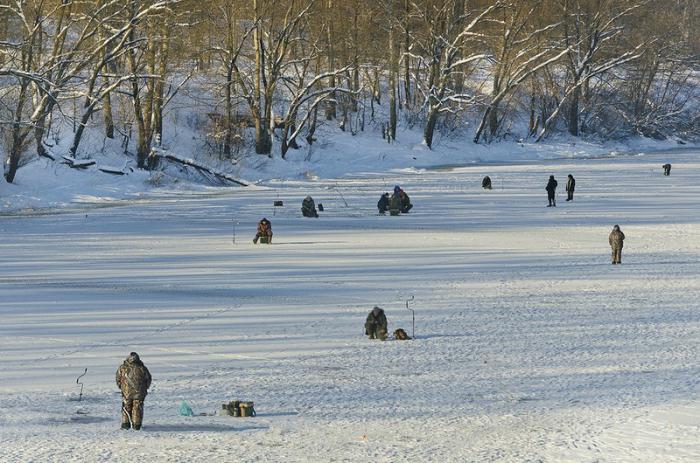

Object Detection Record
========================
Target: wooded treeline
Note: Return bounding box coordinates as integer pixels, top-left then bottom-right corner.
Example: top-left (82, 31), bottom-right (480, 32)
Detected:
top-left (1, 0), bottom-right (698, 183)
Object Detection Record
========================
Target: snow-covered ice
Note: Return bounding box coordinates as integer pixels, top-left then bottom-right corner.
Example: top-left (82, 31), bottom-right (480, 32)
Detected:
top-left (1, 148), bottom-right (699, 462)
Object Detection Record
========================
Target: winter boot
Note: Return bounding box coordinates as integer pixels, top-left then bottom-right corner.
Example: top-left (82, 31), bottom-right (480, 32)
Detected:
top-left (121, 422), bottom-right (131, 430)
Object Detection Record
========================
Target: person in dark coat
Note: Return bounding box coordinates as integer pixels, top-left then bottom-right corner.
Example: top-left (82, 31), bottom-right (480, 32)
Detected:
top-left (365, 306), bottom-right (388, 340)
top-left (482, 176), bottom-right (492, 190)
top-left (116, 352), bottom-right (152, 430)
top-left (377, 193), bottom-right (390, 214)
top-left (301, 196), bottom-right (319, 217)
top-left (663, 163), bottom-right (671, 176)
top-left (546, 175), bottom-right (558, 207)
top-left (565, 174), bottom-right (575, 201)
top-left (609, 224), bottom-right (625, 264)
top-left (253, 218), bottom-right (273, 244)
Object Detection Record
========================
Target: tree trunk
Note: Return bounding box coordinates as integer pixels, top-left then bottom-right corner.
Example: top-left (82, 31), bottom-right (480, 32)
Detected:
top-left (424, 105), bottom-right (439, 149)
top-left (69, 104), bottom-right (96, 158)
top-left (223, 65), bottom-right (233, 157)
top-left (350, 8), bottom-right (359, 113)
top-left (252, 0), bottom-right (271, 155)
top-left (127, 48), bottom-right (150, 168)
top-left (254, 120), bottom-right (272, 154)
top-left (306, 106), bottom-right (318, 145)
top-left (403, 0), bottom-right (411, 108)
top-left (388, 20), bottom-right (397, 141)
top-left (103, 84), bottom-right (115, 139)
top-left (325, 0), bottom-right (336, 120)
top-left (5, 80), bottom-right (30, 183)
top-left (152, 24), bottom-right (170, 149)
top-left (568, 84), bottom-right (580, 136)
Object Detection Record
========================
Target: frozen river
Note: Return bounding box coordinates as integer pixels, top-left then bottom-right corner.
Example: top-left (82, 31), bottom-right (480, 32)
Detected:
top-left (1, 149), bottom-right (699, 462)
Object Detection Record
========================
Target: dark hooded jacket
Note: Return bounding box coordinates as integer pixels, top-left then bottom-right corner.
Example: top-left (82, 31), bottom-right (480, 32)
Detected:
top-left (377, 193), bottom-right (390, 213)
top-left (365, 306), bottom-right (388, 334)
top-left (399, 191), bottom-right (412, 213)
top-left (301, 196), bottom-right (318, 217)
top-left (546, 176), bottom-right (558, 194)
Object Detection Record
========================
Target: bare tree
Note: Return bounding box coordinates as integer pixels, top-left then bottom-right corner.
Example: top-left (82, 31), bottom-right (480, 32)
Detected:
top-left (408, 1), bottom-right (498, 148)
top-left (473, 2), bottom-right (567, 143)
top-left (537, 0), bottom-right (646, 140)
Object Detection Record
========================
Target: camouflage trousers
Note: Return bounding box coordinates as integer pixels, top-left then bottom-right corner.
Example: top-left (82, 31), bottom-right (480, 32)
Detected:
top-left (611, 247), bottom-right (622, 264)
top-left (365, 322), bottom-right (387, 340)
top-left (122, 398), bottom-right (144, 428)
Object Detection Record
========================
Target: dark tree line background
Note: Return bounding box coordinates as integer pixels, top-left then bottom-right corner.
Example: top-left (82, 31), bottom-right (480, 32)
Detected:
top-left (1, 0), bottom-right (698, 183)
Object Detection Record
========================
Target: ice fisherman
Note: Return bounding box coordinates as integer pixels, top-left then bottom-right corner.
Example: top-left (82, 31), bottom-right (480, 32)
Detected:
top-left (399, 187), bottom-right (413, 213)
top-left (609, 225), bottom-right (625, 265)
top-left (663, 163), bottom-right (671, 176)
top-left (365, 306), bottom-right (388, 340)
top-left (389, 185), bottom-right (412, 215)
top-left (301, 196), bottom-right (319, 218)
top-left (116, 352), bottom-right (152, 430)
top-left (388, 187), bottom-right (402, 215)
top-left (253, 218), bottom-right (273, 244)
top-left (482, 176), bottom-right (492, 190)
top-left (566, 174), bottom-right (575, 201)
top-left (377, 192), bottom-right (390, 214)
top-left (546, 175), bottom-right (558, 207)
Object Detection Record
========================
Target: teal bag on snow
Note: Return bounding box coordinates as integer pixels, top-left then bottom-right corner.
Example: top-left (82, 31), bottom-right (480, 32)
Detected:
top-left (178, 401), bottom-right (194, 416)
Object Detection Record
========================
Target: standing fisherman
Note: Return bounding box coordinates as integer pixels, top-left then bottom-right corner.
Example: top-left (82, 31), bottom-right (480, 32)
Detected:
top-left (116, 352), bottom-right (152, 430)
top-left (609, 225), bottom-right (625, 264)
top-left (566, 174), bottom-right (575, 201)
top-left (546, 175), bottom-right (558, 207)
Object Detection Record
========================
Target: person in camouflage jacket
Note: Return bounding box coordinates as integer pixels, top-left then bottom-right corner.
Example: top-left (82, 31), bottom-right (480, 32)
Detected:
top-left (609, 224), bottom-right (625, 264)
top-left (389, 186), bottom-right (402, 215)
top-left (365, 306), bottom-right (388, 340)
top-left (253, 218), bottom-right (273, 243)
top-left (116, 352), bottom-right (152, 430)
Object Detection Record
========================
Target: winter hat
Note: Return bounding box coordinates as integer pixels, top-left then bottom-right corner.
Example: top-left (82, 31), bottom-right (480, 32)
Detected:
top-left (127, 352), bottom-right (140, 362)
top-left (394, 185), bottom-right (401, 194)
top-left (372, 306), bottom-right (382, 316)
top-left (613, 224), bottom-right (620, 230)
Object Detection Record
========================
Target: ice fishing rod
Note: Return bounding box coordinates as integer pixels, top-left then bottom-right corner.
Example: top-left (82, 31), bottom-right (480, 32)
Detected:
top-left (76, 368), bottom-right (87, 402)
top-left (405, 296), bottom-right (415, 340)
top-left (333, 183), bottom-right (349, 207)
